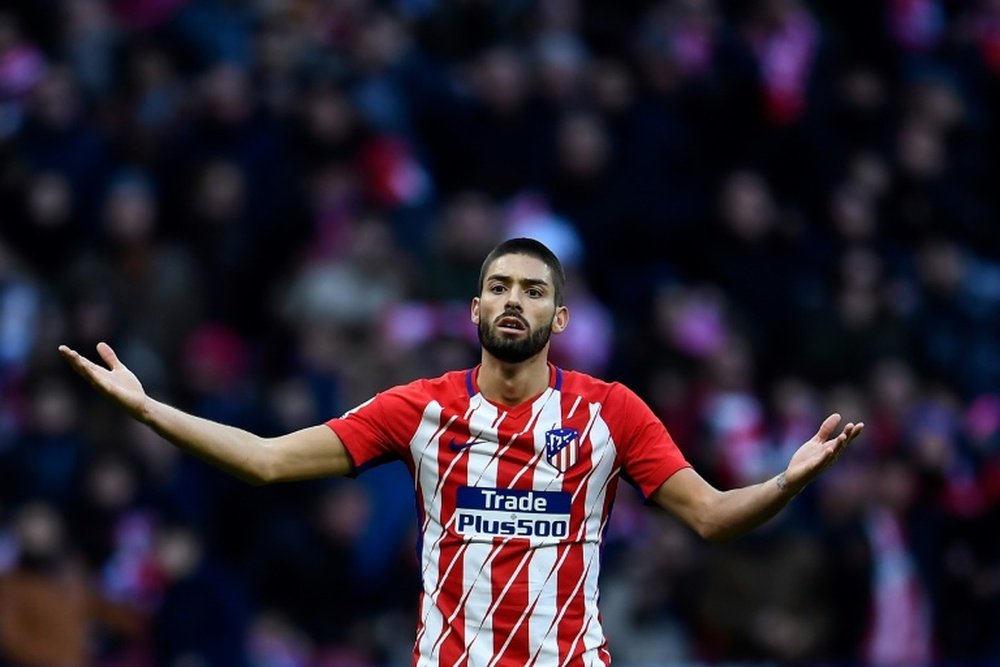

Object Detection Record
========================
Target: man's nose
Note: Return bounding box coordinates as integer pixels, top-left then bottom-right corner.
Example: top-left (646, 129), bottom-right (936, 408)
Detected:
top-left (505, 289), bottom-right (523, 309)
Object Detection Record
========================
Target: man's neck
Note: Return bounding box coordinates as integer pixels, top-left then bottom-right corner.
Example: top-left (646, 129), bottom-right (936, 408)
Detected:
top-left (477, 351), bottom-right (551, 407)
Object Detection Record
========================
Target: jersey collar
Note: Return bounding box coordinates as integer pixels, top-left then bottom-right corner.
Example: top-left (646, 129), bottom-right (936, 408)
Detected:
top-left (465, 363), bottom-right (563, 399)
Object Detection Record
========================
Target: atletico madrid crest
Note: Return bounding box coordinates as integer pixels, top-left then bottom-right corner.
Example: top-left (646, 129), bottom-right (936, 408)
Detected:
top-left (545, 428), bottom-right (581, 473)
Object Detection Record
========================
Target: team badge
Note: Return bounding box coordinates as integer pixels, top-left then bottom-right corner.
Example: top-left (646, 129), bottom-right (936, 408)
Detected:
top-left (545, 428), bottom-right (581, 472)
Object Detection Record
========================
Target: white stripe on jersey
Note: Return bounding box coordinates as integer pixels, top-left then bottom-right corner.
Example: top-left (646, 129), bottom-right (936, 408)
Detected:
top-left (413, 401), bottom-right (446, 667)
top-left (579, 406), bottom-right (619, 663)
top-left (526, 390), bottom-right (569, 665)
top-left (566, 394), bottom-right (583, 420)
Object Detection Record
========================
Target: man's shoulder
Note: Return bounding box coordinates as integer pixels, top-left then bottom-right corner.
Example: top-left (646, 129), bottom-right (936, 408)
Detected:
top-left (558, 369), bottom-right (654, 422)
top-left (558, 368), bottom-right (625, 399)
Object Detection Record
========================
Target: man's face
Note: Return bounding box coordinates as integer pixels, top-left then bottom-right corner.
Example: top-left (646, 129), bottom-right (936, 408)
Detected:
top-left (472, 253), bottom-right (568, 363)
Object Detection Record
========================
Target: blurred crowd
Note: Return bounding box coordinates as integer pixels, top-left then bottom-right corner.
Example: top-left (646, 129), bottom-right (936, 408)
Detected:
top-left (0, 0), bottom-right (999, 665)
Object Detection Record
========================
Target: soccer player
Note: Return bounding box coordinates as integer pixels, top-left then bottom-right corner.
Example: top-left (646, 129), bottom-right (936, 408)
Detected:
top-left (60, 237), bottom-right (863, 666)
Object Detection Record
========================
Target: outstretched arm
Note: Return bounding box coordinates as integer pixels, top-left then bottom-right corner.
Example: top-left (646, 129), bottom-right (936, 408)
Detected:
top-left (652, 413), bottom-right (863, 541)
top-left (59, 342), bottom-right (354, 484)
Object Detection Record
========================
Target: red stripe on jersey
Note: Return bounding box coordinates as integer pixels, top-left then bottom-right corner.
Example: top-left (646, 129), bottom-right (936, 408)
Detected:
top-left (554, 394), bottom-right (599, 664)
top-left (553, 543), bottom-right (586, 666)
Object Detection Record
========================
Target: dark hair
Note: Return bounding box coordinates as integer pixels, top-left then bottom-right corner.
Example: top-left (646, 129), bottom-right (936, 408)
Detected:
top-left (478, 238), bottom-right (566, 306)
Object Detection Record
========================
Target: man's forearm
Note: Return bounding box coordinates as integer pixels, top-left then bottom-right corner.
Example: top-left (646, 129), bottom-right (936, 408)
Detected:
top-left (699, 472), bottom-right (801, 542)
top-left (140, 398), bottom-right (273, 484)
top-left (656, 415), bottom-right (863, 542)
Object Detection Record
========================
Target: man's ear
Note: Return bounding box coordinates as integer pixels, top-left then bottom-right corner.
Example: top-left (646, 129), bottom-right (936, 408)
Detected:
top-left (471, 297), bottom-right (480, 325)
top-left (551, 305), bottom-right (569, 334)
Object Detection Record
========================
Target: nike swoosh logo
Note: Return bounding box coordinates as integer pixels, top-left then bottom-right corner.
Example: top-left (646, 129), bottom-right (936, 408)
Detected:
top-left (448, 438), bottom-right (486, 452)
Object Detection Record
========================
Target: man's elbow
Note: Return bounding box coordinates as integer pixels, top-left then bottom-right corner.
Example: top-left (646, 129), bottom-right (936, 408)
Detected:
top-left (690, 507), bottom-right (744, 543)
top-left (692, 507), bottom-right (767, 542)
top-left (681, 492), bottom-right (735, 542)
top-left (694, 520), bottom-right (732, 542)
top-left (240, 442), bottom-right (278, 485)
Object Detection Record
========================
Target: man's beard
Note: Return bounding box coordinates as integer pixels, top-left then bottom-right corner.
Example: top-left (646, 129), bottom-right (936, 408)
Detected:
top-left (478, 313), bottom-right (553, 363)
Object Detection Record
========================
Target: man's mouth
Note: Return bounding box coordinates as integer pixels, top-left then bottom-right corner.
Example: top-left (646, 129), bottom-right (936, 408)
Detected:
top-left (496, 314), bottom-right (528, 332)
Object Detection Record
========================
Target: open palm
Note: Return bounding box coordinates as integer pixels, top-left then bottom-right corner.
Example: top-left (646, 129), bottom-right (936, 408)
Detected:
top-left (59, 342), bottom-right (149, 420)
top-left (785, 413), bottom-right (864, 491)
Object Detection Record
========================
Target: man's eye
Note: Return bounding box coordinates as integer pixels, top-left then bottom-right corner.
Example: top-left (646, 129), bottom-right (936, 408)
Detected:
top-left (490, 285), bottom-right (505, 293)
top-left (527, 289), bottom-right (542, 297)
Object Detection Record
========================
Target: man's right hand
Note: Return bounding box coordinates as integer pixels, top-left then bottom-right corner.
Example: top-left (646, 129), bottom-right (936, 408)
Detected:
top-left (59, 342), bottom-right (150, 422)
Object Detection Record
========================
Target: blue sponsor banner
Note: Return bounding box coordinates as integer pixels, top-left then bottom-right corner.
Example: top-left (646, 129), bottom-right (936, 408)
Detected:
top-left (456, 486), bottom-right (571, 514)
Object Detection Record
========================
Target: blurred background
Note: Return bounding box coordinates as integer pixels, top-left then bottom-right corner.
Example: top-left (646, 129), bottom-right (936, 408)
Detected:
top-left (0, 0), bottom-right (998, 665)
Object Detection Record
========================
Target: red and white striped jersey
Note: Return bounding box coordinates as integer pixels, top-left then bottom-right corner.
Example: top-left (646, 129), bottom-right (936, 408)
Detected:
top-left (326, 364), bottom-right (689, 667)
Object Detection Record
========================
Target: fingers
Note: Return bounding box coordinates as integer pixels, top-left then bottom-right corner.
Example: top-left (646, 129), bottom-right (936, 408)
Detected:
top-left (817, 417), bottom-right (864, 452)
top-left (60, 342), bottom-right (122, 371)
top-left (814, 413), bottom-right (842, 442)
top-left (818, 415), bottom-right (866, 448)
top-left (826, 421), bottom-right (865, 467)
top-left (96, 341), bottom-right (121, 369)
top-left (58, 344), bottom-right (106, 386)
top-left (59, 344), bottom-right (90, 371)
top-left (836, 421), bottom-right (864, 444)
top-left (844, 421), bottom-right (865, 445)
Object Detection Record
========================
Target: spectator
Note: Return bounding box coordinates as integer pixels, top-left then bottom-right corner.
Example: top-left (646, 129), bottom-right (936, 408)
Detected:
top-left (0, 501), bottom-right (145, 667)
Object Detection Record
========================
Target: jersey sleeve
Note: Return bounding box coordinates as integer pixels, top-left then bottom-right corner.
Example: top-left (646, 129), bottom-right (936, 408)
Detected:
top-left (610, 383), bottom-right (691, 499)
top-left (324, 385), bottom-right (418, 473)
